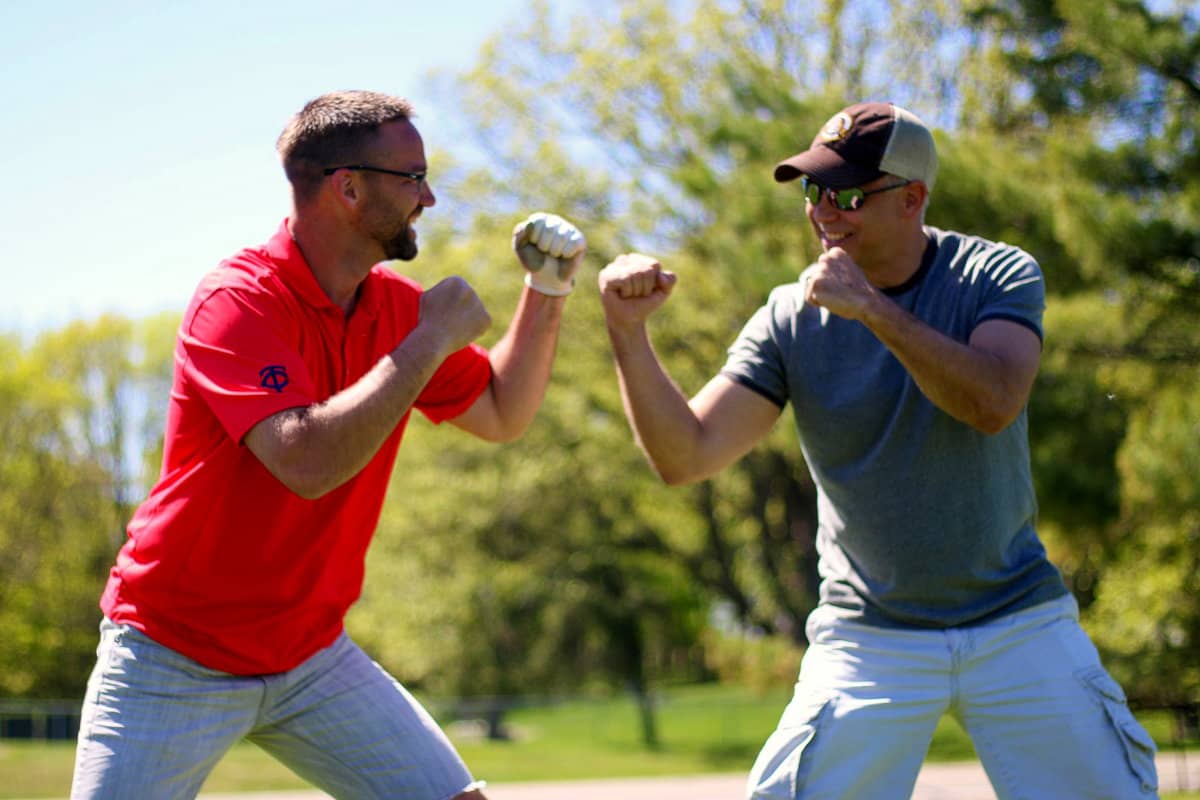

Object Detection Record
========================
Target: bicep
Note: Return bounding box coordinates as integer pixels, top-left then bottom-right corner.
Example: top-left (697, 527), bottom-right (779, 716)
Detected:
top-left (425, 345), bottom-right (499, 438)
top-left (687, 375), bottom-right (783, 479)
top-left (447, 385), bottom-right (505, 442)
top-left (969, 319), bottom-right (1042, 407)
top-left (243, 405), bottom-right (308, 478)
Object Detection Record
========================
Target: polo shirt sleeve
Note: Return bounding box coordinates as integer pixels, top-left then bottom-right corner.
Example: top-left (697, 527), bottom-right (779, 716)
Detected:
top-left (180, 287), bottom-right (319, 443)
top-left (416, 342), bottom-right (492, 424)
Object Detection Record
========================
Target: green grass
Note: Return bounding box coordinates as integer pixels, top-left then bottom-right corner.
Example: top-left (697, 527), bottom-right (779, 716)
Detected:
top-left (452, 684), bottom-right (980, 782)
top-left (453, 684), bottom-right (794, 781)
top-left (0, 684), bottom-right (1195, 798)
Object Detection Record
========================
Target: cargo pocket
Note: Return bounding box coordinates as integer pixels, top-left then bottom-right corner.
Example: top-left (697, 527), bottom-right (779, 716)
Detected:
top-left (1077, 667), bottom-right (1158, 794)
top-left (746, 693), bottom-right (834, 800)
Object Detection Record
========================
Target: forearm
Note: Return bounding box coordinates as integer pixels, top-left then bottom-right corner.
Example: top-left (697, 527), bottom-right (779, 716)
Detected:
top-left (607, 323), bottom-right (708, 484)
top-left (861, 296), bottom-right (1031, 434)
top-left (250, 326), bottom-right (450, 498)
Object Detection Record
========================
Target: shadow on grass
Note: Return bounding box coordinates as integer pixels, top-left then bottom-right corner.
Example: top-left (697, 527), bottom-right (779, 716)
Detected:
top-left (695, 741), bottom-right (759, 769)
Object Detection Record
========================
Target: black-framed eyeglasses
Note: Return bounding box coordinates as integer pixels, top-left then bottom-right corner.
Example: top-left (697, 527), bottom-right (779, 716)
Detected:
top-left (323, 165), bottom-right (427, 185)
top-left (802, 177), bottom-right (912, 211)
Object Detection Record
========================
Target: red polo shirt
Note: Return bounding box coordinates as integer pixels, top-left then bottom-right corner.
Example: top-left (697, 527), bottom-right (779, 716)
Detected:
top-left (100, 220), bottom-right (491, 674)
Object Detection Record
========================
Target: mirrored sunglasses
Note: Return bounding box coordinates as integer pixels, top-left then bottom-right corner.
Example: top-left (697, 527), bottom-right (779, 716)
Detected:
top-left (802, 177), bottom-right (912, 211)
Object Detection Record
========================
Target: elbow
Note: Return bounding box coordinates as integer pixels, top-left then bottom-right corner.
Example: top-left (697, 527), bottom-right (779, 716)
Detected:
top-left (464, 399), bottom-right (536, 444)
top-left (477, 420), bottom-right (527, 444)
top-left (660, 470), bottom-right (696, 487)
top-left (263, 452), bottom-right (346, 499)
top-left (291, 483), bottom-right (332, 502)
top-left (247, 410), bottom-right (345, 499)
top-left (637, 439), bottom-right (712, 486)
top-left (968, 401), bottom-right (1022, 436)
top-left (973, 417), bottom-right (1010, 436)
top-left (278, 469), bottom-right (339, 501)
top-left (495, 421), bottom-right (531, 444)
top-left (966, 356), bottom-right (1035, 435)
top-left (650, 458), bottom-right (706, 487)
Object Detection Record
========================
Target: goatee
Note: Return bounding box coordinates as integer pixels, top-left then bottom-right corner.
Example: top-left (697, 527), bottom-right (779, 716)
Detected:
top-left (383, 229), bottom-right (418, 261)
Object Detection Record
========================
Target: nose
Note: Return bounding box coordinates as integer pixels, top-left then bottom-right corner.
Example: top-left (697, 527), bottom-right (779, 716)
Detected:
top-left (420, 179), bottom-right (436, 207)
top-left (809, 191), bottom-right (839, 221)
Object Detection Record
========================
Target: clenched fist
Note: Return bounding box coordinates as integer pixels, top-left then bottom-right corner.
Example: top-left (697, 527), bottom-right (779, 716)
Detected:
top-left (513, 212), bottom-right (587, 296)
top-left (419, 276), bottom-right (492, 356)
top-left (801, 246), bottom-right (879, 322)
top-left (598, 252), bottom-right (677, 332)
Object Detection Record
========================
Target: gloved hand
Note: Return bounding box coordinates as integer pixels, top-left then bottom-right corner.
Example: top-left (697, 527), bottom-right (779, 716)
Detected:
top-left (512, 212), bottom-right (587, 296)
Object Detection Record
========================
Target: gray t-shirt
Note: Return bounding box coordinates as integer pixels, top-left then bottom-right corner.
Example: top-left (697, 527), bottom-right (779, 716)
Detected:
top-left (721, 227), bottom-right (1067, 628)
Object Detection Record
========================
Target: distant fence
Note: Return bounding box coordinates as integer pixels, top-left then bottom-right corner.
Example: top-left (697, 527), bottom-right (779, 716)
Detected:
top-left (0, 699), bottom-right (81, 741)
top-left (4, 695), bottom-right (1197, 750)
top-left (0, 695), bottom-right (556, 743)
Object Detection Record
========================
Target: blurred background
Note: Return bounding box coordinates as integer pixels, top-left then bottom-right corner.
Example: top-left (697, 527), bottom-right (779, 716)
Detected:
top-left (1, 0), bottom-right (1198, 796)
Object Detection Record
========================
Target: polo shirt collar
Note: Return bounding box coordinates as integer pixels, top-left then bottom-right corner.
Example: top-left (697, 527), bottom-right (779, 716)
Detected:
top-left (264, 219), bottom-right (381, 320)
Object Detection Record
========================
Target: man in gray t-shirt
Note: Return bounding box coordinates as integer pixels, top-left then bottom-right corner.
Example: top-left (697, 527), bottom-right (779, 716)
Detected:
top-left (598, 102), bottom-right (1158, 799)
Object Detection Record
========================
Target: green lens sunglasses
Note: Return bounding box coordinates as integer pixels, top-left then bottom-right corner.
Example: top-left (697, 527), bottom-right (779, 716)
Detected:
top-left (802, 177), bottom-right (912, 211)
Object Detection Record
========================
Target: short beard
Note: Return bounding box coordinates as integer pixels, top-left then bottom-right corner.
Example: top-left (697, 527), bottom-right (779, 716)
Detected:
top-left (382, 227), bottom-right (418, 261)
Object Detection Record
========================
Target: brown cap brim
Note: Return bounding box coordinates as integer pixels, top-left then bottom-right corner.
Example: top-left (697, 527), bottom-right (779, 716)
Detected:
top-left (774, 148), bottom-right (885, 188)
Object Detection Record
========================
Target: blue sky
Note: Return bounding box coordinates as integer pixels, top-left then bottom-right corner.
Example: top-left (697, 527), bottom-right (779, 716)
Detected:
top-left (0, 1), bottom-right (560, 334)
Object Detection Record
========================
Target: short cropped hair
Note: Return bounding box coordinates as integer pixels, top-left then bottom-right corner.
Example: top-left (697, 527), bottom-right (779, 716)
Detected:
top-left (276, 90), bottom-right (415, 202)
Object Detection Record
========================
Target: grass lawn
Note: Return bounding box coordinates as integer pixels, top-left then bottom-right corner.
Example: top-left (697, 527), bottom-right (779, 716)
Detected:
top-left (452, 683), bottom-right (980, 783)
top-left (1, 683), bottom-right (1194, 798)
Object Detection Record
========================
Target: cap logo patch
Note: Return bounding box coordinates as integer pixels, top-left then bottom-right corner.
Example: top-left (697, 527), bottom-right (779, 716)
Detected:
top-left (818, 112), bottom-right (854, 143)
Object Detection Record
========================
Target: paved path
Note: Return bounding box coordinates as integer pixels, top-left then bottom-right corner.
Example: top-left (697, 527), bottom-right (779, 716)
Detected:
top-left (196, 752), bottom-right (1198, 799)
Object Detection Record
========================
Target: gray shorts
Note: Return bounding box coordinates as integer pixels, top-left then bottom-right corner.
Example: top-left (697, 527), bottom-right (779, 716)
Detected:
top-left (71, 618), bottom-right (482, 800)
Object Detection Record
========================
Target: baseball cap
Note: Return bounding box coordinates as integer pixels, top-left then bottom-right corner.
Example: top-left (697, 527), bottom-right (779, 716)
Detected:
top-left (774, 102), bottom-right (937, 190)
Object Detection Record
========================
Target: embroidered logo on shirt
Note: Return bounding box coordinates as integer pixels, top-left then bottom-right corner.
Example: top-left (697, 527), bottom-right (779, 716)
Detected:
top-left (259, 365), bottom-right (289, 393)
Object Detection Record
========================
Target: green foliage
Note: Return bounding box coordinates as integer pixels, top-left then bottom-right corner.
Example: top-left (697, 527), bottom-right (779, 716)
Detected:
top-left (0, 315), bottom-right (176, 698)
top-left (959, 0), bottom-right (1200, 714)
top-left (1088, 384), bottom-right (1200, 706)
top-left (700, 629), bottom-right (806, 693)
top-left (0, 337), bottom-right (107, 697)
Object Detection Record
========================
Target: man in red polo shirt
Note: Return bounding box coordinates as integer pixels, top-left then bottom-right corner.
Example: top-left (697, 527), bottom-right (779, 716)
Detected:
top-left (71, 90), bottom-right (585, 800)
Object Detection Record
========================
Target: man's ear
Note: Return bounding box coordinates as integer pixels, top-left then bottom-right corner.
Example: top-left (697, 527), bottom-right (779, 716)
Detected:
top-left (903, 181), bottom-right (929, 217)
top-left (327, 170), bottom-right (362, 211)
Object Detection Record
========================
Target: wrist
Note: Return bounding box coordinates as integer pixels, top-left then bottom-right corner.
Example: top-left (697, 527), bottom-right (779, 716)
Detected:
top-left (524, 272), bottom-right (574, 297)
top-left (858, 288), bottom-right (895, 328)
top-left (605, 317), bottom-right (649, 353)
top-left (402, 321), bottom-right (457, 364)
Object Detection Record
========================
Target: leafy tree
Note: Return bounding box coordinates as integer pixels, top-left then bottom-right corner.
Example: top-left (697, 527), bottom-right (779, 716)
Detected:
top-left (961, 0), bottom-right (1200, 717)
top-left (1089, 385), bottom-right (1200, 717)
top-left (0, 314), bottom-right (175, 698)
